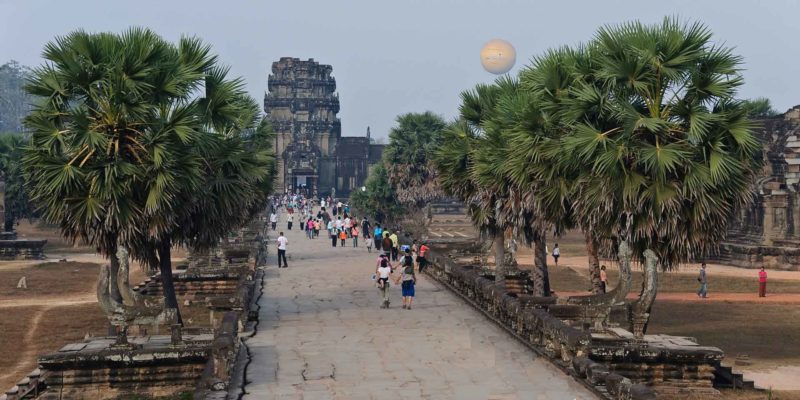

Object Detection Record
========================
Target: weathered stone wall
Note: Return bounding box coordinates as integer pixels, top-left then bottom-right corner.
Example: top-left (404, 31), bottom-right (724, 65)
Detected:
top-left (715, 106), bottom-right (800, 269)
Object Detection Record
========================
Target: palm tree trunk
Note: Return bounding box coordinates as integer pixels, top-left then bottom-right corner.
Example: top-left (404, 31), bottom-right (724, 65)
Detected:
top-left (494, 232), bottom-right (505, 283)
top-left (108, 242), bottom-right (123, 304)
top-left (532, 233), bottom-right (550, 296)
top-left (157, 237), bottom-right (183, 325)
top-left (585, 231), bottom-right (601, 294)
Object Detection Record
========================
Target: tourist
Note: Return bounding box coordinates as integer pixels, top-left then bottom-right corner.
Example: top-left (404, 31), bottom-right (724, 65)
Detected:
top-left (600, 265), bottom-right (608, 293)
top-left (418, 241), bottom-right (430, 273)
top-left (697, 263), bottom-right (708, 298)
top-left (328, 219), bottom-right (337, 247)
top-left (374, 224), bottom-right (383, 250)
top-left (335, 216), bottom-right (343, 233)
top-left (344, 215), bottom-right (352, 237)
top-left (339, 229), bottom-right (347, 247)
top-left (277, 232), bottom-right (288, 268)
top-left (270, 211), bottom-right (277, 230)
top-left (376, 256), bottom-right (394, 308)
top-left (306, 217), bottom-right (314, 239)
top-left (361, 217), bottom-right (371, 239)
top-left (382, 232), bottom-right (393, 258)
top-left (389, 230), bottom-right (399, 261)
top-left (758, 266), bottom-right (767, 297)
top-left (552, 243), bottom-right (560, 267)
top-left (287, 212), bottom-right (294, 230)
top-left (313, 219), bottom-right (321, 238)
top-left (352, 226), bottom-right (359, 247)
top-left (396, 248), bottom-right (416, 309)
top-left (366, 231), bottom-right (373, 252)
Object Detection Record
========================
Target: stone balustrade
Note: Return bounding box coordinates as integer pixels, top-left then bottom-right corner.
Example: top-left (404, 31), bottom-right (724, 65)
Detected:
top-left (424, 244), bottom-right (729, 399)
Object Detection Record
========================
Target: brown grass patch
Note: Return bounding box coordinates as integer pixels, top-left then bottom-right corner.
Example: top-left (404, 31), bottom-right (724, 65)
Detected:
top-left (0, 303), bottom-right (108, 390)
top-left (0, 262), bottom-right (100, 298)
top-left (648, 302), bottom-right (800, 368)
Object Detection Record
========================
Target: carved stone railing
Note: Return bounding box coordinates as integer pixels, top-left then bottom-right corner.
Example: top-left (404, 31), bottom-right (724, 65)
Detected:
top-left (425, 242), bottom-right (724, 399)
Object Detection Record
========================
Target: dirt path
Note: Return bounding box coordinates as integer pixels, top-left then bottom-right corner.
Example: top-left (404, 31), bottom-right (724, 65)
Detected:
top-left (544, 255), bottom-right (800, 281)
top-left (0, 306), bottom-right (51, 385)
top-left (0, 294), bottom-right (96, 308)
top-left (558, 291), bottom-right (800, 303)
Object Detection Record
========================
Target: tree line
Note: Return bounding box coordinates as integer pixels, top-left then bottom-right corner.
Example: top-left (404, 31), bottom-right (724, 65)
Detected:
top-left (357, 18), bottom-right (776, 296)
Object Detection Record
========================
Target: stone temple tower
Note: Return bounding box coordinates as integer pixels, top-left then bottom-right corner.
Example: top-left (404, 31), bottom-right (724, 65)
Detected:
top-left (265, 57), bottom-right (341, 195)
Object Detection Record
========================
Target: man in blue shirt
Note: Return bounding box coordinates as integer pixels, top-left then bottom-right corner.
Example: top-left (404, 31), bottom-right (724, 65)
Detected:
top-left (374, 224), bottom-right (383, 251)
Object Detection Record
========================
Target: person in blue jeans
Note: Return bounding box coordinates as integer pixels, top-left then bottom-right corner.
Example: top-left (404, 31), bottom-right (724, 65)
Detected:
top-left (697, 263), bottom-right (708, 298)
top-left (396, 249), bottom-right (416, 309)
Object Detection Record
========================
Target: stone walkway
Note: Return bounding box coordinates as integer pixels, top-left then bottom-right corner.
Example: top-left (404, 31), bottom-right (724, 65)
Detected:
top-left (244, 213), bottom-right (594, 400)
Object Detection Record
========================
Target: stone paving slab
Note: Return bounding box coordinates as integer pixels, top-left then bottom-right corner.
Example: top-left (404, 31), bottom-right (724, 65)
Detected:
top-left (244, 213), bottom-right (594, 399)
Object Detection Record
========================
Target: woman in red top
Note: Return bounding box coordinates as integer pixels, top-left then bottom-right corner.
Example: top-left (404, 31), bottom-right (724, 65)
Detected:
top-left (758, 266), bottom-right (767, 297)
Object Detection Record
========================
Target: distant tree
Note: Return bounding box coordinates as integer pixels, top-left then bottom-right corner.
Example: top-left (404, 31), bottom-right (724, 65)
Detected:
top-left (349, 163), bottom-right (402, 224)
top-left (741, 97), bottom-right (780, 119)
top-left (0, 133), bottom-right (33, 230)
top-left (383, 111), bottom-right (447, 209)
top-left (0, 61), bottom-right (33, 132)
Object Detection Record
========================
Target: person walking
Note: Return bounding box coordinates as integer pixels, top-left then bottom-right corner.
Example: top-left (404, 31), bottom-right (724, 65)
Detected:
top-left (697, 263), bottom-right (708, 298)
top-left (382, 232), bottom-right (393, 258)
top-left (361, 217), bottom-right (371, 240)
top-left (376, 256), bottom-right (394, 308)
top-left (287, 212), bottom-right (294, 230)
top-left (313, 219), bottom-right (320, 238)
top-left (276, 232), bottom-right (288, 268)
top-left (344, 216), bottom-right (352, 237)
top-left (418, 242), bottom-right (430, 273)
top-left (374, 224), bottom-right (383, 251)
top-left (306, 217), bottom-right (314, 239)
top-left (339, 229), bottom-right (347, 247)
top-left (552, 243), bottom-right (560, 267)
top-left (389, 231), bottom-right (399, 261)
top-left (328, 219), bottom-right (337, 247)
top-left (397, 249), bottom-right (416, 309)
top-left (270, 211), bottom-right (277, 231)
top-left (599, 265), bottom-right (608, 293)
top-left (366, 232), bottom-right (373, 252)
top-left (352, 226), bottom-right (359, 247)
top-left (758, 266), bottom-right (768, 297)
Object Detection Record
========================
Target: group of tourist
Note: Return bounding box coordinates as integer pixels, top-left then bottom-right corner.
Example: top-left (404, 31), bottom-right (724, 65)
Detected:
top-left (373, 239), bottom-right (429, 309)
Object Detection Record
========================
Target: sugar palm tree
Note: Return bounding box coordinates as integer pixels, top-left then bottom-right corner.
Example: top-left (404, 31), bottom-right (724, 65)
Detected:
top-left (23, 28), bottom-right (274, 324)
top-left (559, 18), bottom-right (761, 271)
top-left (383, 112), bottom-right (448, 210)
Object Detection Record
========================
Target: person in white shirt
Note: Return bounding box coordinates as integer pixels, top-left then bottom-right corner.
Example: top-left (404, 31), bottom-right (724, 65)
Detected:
top-left (270, 212), bottom-right (277, 230)
top-left (277, 232), bottom-right (288, 268)
top-left (552, 243), bottom-right (560, 267)
top-left (375, 256), bottom-right (394, 308)
top-left (343, 217), bottom-right (351, 237)
top-left (287, 212), bottom-right (294, 230)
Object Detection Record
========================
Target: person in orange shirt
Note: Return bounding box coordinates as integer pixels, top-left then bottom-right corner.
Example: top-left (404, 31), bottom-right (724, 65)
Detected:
top-left (758, 266), bottom-right (767, 297)
top-left (339, 229), bottom-right (347, 247)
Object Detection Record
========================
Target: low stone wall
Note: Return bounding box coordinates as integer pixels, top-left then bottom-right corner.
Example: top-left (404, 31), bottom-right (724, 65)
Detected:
top-left (710, 241), bottom-right (800, 270)
top-left (425, 246), bottom-right (726, 400)
top-left (0, 239), bottom-right (47, 260)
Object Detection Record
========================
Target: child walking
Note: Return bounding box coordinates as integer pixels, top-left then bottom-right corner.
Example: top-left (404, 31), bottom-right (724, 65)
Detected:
top-left (339, 229), bottom-right (347, 247)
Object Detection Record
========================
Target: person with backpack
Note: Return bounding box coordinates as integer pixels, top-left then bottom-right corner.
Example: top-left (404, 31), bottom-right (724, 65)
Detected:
top-left (396, 249), bottom-right (416, 309)
top-left (375, 256), bottom-right (394, 309)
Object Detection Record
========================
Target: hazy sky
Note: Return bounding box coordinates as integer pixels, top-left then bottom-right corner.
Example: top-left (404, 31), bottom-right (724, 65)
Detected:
top-left (2, 0), bottom-right (799, 139)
